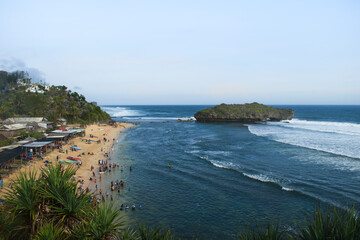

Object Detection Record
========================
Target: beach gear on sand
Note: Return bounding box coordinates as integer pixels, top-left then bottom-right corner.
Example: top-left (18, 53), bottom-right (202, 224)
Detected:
top-left (70, 146), bottom-right (83, 150)
top-left (67, 156), bottom-right (80, 161)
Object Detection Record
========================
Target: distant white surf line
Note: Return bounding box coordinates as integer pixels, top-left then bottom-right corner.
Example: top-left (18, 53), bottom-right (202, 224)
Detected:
top-left (248, 121), bottom-right (360, 160)
top-left (101, 106), bottom-right (145, 117)
top-left (122, 117), bottom-right (196, 121)
top-left (274, 119), bottom-right (360, 136)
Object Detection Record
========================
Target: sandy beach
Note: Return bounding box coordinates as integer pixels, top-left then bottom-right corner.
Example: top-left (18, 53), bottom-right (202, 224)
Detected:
top-left (0, 122), bottom-right (133, 195)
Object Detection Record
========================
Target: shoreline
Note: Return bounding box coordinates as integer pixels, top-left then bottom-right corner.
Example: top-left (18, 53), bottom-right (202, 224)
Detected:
top-left (0, 122), bottom-right (133, 196)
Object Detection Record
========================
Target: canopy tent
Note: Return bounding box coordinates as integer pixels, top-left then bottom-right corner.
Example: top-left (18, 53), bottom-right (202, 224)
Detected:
top-left (68, 128), bottom-right (85, 133)
top-left (22, 141), bottom-right (52, 148)
top-left (0, 147), bottom-right (25, 164)
top-left (51, 130), bottom-right (77, 134)
top-left (45, 135), bottom-right (66, 139)
top-left (12, 137), bottom-right (37, 146)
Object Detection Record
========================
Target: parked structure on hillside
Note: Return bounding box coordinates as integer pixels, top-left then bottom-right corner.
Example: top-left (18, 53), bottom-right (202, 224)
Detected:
top-left (0, 117), bottom-right (52, 138)
top-left (4, 117), bottom-right (51, 128)
top-left (25, 84), bottom-right (50, 94)
top-left (0, 124), bottom-right (27, 138)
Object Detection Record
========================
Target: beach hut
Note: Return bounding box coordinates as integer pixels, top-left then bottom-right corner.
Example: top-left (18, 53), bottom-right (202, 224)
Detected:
top-left (41, 135), bottom-right (66, 149)
top-left (22, 141), bottom-right (52, 160)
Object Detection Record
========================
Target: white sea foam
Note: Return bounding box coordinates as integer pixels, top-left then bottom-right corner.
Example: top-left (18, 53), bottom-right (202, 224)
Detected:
top-left (203, 150), bottom-right (231, 156)
top-left (278, 119), bottom-right (360, 136)
top-left (185, 150), bottom-right (200, 154)
top-left (242, 173), bottom-right (279, 184)
top-left (198, 155), bottom-right (236, 170)
top-left (209, 160), bottom-right (236, 169)
top-left (248, 119), bottom-right (360, 159)
top-left (281, 187), bottom-right (294, 192)
top-left (101, 106), bottom-right (144, 117)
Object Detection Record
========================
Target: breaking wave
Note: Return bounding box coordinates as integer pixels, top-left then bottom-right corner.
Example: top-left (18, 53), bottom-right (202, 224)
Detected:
top-left (101, 106), bottom-right (144, 117)
top-left (248, 119), bottom-right (360, 159)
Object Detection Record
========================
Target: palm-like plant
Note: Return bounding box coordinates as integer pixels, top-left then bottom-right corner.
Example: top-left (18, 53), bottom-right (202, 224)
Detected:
top-left (87, 202), bottom-right (126, 240)
top-left (237, 221), bottom-right (287, 240)
top-left (32, 223), bottom-right (65, 240)
top-left (136, 223), bottom-right (175, 240)
top-left (296, 207), bottom-right (360, 240)
top-left (39, 165), bottom-right (92, 230)
top-left (1, 164), bottom-right (126, 240)
top-left (3, 170), bottom-right (40, 238)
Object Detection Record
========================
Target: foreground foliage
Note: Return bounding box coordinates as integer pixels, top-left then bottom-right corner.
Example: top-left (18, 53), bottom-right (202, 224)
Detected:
top-left (0, 165), bottom-right (125, 240)
top-left (0, 164), bottom-right (359, 240)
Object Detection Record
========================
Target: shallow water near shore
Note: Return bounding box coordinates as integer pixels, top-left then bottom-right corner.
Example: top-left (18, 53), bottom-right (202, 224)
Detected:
top-left (101, 105), bottom-right (360, 239)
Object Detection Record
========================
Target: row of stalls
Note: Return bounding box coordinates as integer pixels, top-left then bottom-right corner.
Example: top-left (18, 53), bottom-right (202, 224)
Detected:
top-left (0, 129), bottom-right (85, 177)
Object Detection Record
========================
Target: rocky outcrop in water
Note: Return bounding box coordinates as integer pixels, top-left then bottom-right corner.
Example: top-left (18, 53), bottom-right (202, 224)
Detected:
top-left (194, 103), bottom-right (294, 123)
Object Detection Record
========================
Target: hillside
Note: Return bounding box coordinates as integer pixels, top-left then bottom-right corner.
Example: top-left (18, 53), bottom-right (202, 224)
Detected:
top-left (0, 70), bottom-right (110, 124)
top-left (194, 102), bottom-right (294, 123)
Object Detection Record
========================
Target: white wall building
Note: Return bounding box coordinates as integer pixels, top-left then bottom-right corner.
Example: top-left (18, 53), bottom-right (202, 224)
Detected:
top-left (25, 84), bottom-right (50, 94)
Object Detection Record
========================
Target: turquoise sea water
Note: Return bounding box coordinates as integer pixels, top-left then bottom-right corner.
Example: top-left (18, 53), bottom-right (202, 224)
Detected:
top-left (101, 105), bottom-right (360, 239)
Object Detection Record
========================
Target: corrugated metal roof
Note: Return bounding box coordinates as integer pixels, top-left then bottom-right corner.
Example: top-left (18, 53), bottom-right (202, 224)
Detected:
top-left (52, 130), bottom-right (77, 134)
top-left (46, 135), bottom-right (66, 138)
top-left (4, 117), bottom-right (48, 124)
top-left (0, 124), bottom-right (27, 131)
top-left (22, 141), bottom-right (52, 148)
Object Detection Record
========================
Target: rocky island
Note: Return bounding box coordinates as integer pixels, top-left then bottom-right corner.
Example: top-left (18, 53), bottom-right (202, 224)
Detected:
top-left (194, 102), bottom-right (294, 123)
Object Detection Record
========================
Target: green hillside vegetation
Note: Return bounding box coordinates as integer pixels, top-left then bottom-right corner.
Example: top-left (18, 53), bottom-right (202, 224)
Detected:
top-left (0, 70), bottom-right (110, 124)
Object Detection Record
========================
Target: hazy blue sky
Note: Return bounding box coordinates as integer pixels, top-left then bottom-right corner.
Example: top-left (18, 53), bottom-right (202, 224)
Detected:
top-left (0, 0), bottom-right (359, 105)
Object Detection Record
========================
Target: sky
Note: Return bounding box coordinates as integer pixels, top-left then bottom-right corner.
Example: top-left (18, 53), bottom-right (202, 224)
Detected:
top-left (0, 0), bottom-right (359, 105)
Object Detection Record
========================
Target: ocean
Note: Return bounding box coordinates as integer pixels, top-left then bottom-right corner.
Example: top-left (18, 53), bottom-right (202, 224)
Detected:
top-left (101, 105), bottom-right (360, 239)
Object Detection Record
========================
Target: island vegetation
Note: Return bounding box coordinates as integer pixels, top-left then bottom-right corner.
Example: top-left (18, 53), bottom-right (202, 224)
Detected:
top-left (194, 103), bottom-right (294, 123)
top-left (0, 70), bottom-right (110, 124)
